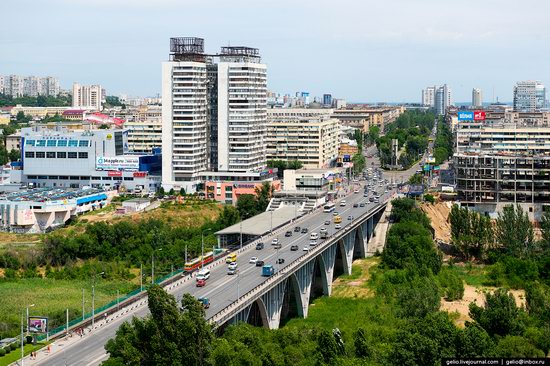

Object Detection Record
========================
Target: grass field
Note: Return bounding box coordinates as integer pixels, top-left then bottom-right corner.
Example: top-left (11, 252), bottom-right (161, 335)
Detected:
top-left (442, 262), bottom-right (490, 287)
top-left (0, 278), bottom-right (136, 339)
top-left (0, 342), bottom-right (48, 366)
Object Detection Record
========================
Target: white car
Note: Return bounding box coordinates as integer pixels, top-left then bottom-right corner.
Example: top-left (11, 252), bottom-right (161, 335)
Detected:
top-left (335, 224), bottom-right (342, 230)
top-left (249, 257), bottom-right (258, 264)
top-left (310, 240), bottom-right (318, 246)
top-left (271, 238), bottom-right (279, 245)
top-left (303, 246), bottom-right (310, 251)
top-left (228, 262), bottom-right (238, 270)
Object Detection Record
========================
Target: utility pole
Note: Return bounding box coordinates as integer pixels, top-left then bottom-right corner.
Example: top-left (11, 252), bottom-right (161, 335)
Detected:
top-left (20, 310), bottom-right (24, 366)
top-left (82, 289), bottom-right (85, 320)
top-left (140, 263), bottom-right (143, 292)
top-left (201, 229), bottom-right (212, 271)
top-left (66, 308), bottom-right (69, 336)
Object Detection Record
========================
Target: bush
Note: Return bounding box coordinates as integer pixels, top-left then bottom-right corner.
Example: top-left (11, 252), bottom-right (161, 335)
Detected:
top-left (0, 347), bottom-right (5, 356)
top-left (424, 194), bottom-right (435, 204)
top-left (10, 343), bottom-right (17, 351)
top-left (438, 270), bottom-right (464, 301)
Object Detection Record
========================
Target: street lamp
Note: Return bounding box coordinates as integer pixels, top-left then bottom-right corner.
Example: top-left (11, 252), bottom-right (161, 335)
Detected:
top-left (201, 229), bottom-right (212, 271)
top-left (20, 309), bottom-right (24, 366)
top-left (91, 271), bottom-right (105, 330)
top-left (270, 210), bottom-right (273, 234)
top-left (25, 304), bottom-right (34, 336)
top-left (151, 248), bottom-right (163, 285)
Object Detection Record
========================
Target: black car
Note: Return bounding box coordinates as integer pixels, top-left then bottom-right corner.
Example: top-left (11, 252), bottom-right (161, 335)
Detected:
top-left (255, 260), bottom-right (265, 267)
top-left (256, 242), bottom-right (264, 250)
top-left (277, 258), bottom-right (285, 264)
top-left (353, 203), bottom-right (359, 208)
top-left (359, 203), bottom-right (365, 207)
top-left (285, 231), bottom-right (292, 237)
top-left (301, 227), bottom-right (308, 234)
top-left (294, 226), bottom-right (301, 232)
top-left (324, 220), bottom-right (330, 225)
top-left (290, 245), bottom-right (299, 251)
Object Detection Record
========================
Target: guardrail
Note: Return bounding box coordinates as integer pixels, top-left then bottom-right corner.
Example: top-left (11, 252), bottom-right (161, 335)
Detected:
top-left (209, 199), bottom-right (389, 326)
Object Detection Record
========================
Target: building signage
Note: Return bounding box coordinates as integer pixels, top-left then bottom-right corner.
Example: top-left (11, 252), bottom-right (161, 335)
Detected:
top-left (96, 156), bottom-right (139, 171)
top-left (108, 170), bottom-right (123, 177)
top-left (474, 111), bottom-right (486, 121)
top-left (28, 317), bottom-right (48, 333)
top-left (133, 172), bottom-right (147, 178)
top-left (457, 111), bottom-right (474, 121)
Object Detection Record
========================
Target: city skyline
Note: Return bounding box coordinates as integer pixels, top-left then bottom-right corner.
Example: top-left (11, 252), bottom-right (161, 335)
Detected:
top-left (2, 0), bottom-right (550, 102)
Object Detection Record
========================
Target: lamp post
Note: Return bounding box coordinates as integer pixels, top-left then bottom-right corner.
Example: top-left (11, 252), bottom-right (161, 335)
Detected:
top-left (25, 304), bottom-right (34, 336)
top-left (151, 248), bottom-right (163, 285)
top-left (91, 271), bottom-right (105, 330)
top-left (201, 229), bottom-right (212, 271)
top-left (20, 309), bottom-right (24, 366)
top-left (270, 210), bottom-right (273, 234)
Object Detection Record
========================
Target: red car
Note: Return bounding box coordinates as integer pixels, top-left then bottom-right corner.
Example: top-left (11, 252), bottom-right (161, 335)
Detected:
top-left (196, 279), bottom-right (206, 287)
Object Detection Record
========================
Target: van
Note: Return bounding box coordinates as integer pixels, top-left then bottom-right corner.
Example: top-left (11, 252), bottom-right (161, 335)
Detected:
top-left (196, 269), bottom-right (211, 281)
top-left (226, 253), bottom-right (237, 263)
top-left (310, 232), bottom-right (319, 240)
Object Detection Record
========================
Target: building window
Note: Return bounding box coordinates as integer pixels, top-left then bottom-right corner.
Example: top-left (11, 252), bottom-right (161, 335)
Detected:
top-left (25, 151), bottom-right (35, 158)
top-left (102, 177), bottom-right (112, 180)
top-left (57, 152), bottom-right (66, 158)
top-left (48, 176), bottom-right (59, 180)
top-left (35, 152), bottom-right (45, 158)
top-left (79, 140), bottom-right (89, 147)
top-left (47, 152), bottom-right (56, 158)
top-left (57, 140), bottom-right (67, 147)
top-left (123, 177), bottom-right (134, 181)
top-left (80, 176), bottom-right (90, 180)
top-left (59, 176), bottom-right (69, 180)
top-left (78, 152), bottom-right (88, 159)
top-left (26, 140), bottom-right (35, 146)
top-left (68, 152), bottom-right (77, 159)
top-left (68, 140), bottom-right (78, 147)
top-left (47, 140), bottom-right (56, 147)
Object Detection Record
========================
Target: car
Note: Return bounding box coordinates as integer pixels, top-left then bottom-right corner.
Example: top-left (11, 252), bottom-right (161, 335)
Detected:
top-left (256, 242), bottom-right (264, 250)
top-left (285, 231), bottom-right (292, 237)
top-left (353, 189), bottom-right (359, 194)
top-left (333, 211), bottom-right (339, 216)
top-left (273, 243), bottom-right (282, 249)
top-left (360, 203), bottom-right (365, 207)
top-left (310, 240), bottom-right (318, 246)
top-left (228, 262), bottom-right (238, 270)
top-left (271, 238), bottom-right (279, 245)
top-left (196, 279), bottom-right (206, 287)
top-left (384, 190), bottom-right (388, 193)
top-left (353, 203), bottom-right (359, 208)
top-left (348, 215), bottom-right (354, 220)
top-left (374, 198), bottom-right (380, 203)
top-left (198, 297), bottom-right (210, 309)
top-left (303, 246), bottom-right (310, 252)
top-left (301, 227), bottom-right (308, 234)
top-left (290, 245), bottom-right (299, 251)
top-left (277, 258), bottom-right (285, 264)
top-left (320, 227), bottom-right (327, 233)
top-left (256, 260), bottom-right (265, 267)
top-left (324, 220), bottom-right (330, 225)
top-left (227, 268), bottom-right (237, 275)
top-left (294, 226), bottom-right (301, 232)
top-left (249, 256), bottom-right (258, 264)
top-left (335, 224), bottom-right (342, 230)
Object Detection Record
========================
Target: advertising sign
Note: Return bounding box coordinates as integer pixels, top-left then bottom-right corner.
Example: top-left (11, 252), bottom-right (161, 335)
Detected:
top-left (343, 154), bottom-right (351, 162)
top-left (423, 164), bottom-right (431, 171)
top-left (474, 111), bottom-right (486, 121)
top-left (28, 317), bottom-right (48, 333)
top-left (108, 171), bottom-right (123, 177)
top-left (96, 156), bottom-right (139, 171)
top-left (133, 172), bottom-right (147, 178)
top-left (457, 111), bottom-right (474, 121)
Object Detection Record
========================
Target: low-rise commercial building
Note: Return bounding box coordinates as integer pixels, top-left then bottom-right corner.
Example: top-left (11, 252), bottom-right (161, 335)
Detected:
top-left (338, 138), bottom-right (359, 164)
top-left (10, 105), bottom-right (70, 119)
top-left (266, 117), bottom-right (339, 169)
top-left (332, 105), bottom-right (404, 132)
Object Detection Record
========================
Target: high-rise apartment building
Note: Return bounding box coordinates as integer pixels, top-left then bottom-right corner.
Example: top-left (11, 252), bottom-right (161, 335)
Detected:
top-left (323, 94), bottom-right (333, 107)
top-left (513, 81), bottom-right (546, 112)
top-left (435, 84), bottom-right (452, 115)
top-left (472, 88), bottom-right (482, 108)
top-left (162, 37), bottom-right (267, 192)
top-left (126, 105), bottom-right (163, 154)
top-left (422, 86), bottom-right (436, 107)
top-left (0, 75), bottom-right (59, 97)
top-left (72, 83), bottom-right (103, 110)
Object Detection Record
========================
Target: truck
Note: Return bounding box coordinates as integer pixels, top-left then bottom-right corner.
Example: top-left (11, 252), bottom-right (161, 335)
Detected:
top-left (262, 264), bottom-right (275, 277)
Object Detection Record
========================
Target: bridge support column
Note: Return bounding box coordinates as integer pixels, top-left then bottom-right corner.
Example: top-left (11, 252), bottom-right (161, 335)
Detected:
top-left (341, 232), bottom-right (355, 275)
top-left (320, 243), bottom-right (337, 296)
top-left (293, 260), bottom-right (315, 318)
top-left (260, 280), bottom-right (287, 329)
top-left (228, 304), bottom-right (253, 326)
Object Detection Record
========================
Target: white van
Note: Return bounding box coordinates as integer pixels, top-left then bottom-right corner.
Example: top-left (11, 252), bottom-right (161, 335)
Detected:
top-left (310, 232), bottom-right (319, 240)
top-left (196, 269), bottom-right (211, 281)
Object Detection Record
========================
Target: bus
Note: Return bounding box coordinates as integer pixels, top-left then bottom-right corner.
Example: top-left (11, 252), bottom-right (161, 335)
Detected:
top-left (323, 202), bottom-right (336, 213)
top-left (184, 251), bottom-right (214, 272)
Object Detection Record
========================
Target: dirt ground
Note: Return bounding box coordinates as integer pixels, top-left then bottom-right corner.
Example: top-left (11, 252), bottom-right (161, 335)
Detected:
top-left (421, 200), bottom-right (452, 243)
top-left (331, 258), bottom-right (378, 298)
top-left (440, 284), bottom-right (526, 328)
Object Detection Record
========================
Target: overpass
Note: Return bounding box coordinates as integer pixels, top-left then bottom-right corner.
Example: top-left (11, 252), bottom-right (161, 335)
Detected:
top-left (31, 182), bottom-right (391, 365)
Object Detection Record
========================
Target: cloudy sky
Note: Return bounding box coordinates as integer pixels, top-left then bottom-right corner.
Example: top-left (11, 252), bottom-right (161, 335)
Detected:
top-left (2, 0), bottom-right (549, 103)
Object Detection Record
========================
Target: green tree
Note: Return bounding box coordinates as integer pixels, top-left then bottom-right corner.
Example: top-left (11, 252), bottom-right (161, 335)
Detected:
top-left (8, 149), bottom-right (20, 162)
top-left (317, 329), bottom-right (340, 365)
top-left (495, 204), bottom-right (534, 258)
top-left (493, 336), bottom-right (545, 357)
top-left (449, 205), bottom-right (493, 260)
top-left (367, 126), bottom-right (380, 145)
top-left (254, 181), bottom-right (272, 212)
top-left (539, 211), bottom-right (550, 251)
top-left (396, 276), bottom-right (441, 318)
top-left (156, 187), bottom-right (165, 199)
top-left (457, 323), bottom-right (494, 357)
top-left (469, 288), bottom-right (526, 337)
top-left (236, 194), bottom-right (258, 219)
top-left (354, 328), bottom-right (370, 358)
top-left (180, 187), bottom-right (187, 196)
top-left (352, 153), bottom-right (365, 174)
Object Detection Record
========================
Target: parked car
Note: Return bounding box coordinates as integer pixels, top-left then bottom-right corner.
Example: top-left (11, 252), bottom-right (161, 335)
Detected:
top-left (290, 245), bottom-right (299, 251)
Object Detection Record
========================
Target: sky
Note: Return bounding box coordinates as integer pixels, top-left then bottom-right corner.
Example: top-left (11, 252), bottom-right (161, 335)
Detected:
top-left (2, 0), bottom-right (549, 103)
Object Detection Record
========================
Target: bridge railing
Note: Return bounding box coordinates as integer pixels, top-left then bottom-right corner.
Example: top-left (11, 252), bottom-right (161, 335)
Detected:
top-left (209, 198), bottom-right (389, 326)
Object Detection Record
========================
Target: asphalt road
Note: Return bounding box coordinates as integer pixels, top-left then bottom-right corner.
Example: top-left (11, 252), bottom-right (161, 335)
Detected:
top-left (36, 180), bottom-right (394, 366)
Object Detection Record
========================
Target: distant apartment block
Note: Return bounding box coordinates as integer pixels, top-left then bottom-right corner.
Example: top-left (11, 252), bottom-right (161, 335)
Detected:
top-left (435, 84), bottom-right (452, 115)
top-left (331, 105), bottom-right (404, 132)
top-left (422, 86), bottom-right (436, 107)
top-left (472, 88), bottom-right (482, 108)
top-left (72, 83), bottom-right (104, 110)
top-left (125, 105), bottom-right (162, 154)
top-left (0, 75), bottom-right (59, 97)
top-left (266, 116), bottom-right (339, 169)
top-left (513, 81), bottom-right (546, 112)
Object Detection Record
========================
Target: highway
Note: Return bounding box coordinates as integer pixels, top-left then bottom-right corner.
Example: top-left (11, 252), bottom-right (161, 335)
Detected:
top-left (34, 179), bottom-right (393, 366)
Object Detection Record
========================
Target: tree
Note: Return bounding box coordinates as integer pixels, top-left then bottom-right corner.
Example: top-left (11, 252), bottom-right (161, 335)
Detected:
top-left (457, 324), bottom-right (494, 357)
top-left (495, 204), bottom-right (534, 258)
top-left (317, 329), bottom-right (340, 365)
top-left (156, 187), bottom-right (165, 199)
top-left (354, 129), bottom-right (363, 152)
top-left (493, 336), bottom-right (545, 358)
top-left (104, 286), bottom-right (213, 365)
top-left (254, 182), bottom-right (272, 212)
top-left (367, 126), bottom-right (380, 145)
top-left (8, 149), bottom-right (20, 162)
top-left (352, 153), bottom-right (365, 174)
top-left (449, 205), bottom-right (493, 260)
top-left (539, 211), bottom-right (550, 251)
top-left (354, 328), bottom-right (370, 358)
top-left (180, 187), bottom-right (187, 196)
top-left (469, 288), bottom-right (526, 337)
top-left (236, 194), bottom-right (258, 219)
top-left (396, 276), bottom-right (441, 318)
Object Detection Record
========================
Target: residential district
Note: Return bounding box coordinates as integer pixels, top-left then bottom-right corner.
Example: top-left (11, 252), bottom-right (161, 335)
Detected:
top-left (0, 37), bottom-right (549, 366)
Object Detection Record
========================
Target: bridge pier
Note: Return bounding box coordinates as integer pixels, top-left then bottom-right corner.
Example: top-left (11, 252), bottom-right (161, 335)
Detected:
top-left (320, 243), bottom-right (336, 296)
top-left (292, 260), bottom-right (315, 318)
top-left (260, 280), bottom-right (287, 329)
top-left (341, 231), bottom-right (355, 275)
top-left (359, 216), bottom-right (374, 257)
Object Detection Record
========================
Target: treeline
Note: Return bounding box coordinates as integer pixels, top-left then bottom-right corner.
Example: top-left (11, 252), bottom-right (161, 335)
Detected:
top-left (434, 116), bottom-right (453, 164)
top-left (0, 94), bottom-right (71, 107)
top-left (103, 198), bottom-right (550, 365)
top-left (377, 110), bottom-right (435, 169)
top-left (267, 159), bottom-right (303, 179)
top-left (236, 182), bottom-right (273, 219)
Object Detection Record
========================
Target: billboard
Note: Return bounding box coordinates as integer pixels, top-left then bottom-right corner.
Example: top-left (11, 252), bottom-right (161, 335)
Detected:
top-left (457, 111), bottom-right (474, 121)
top-left (28, 317), bottom-right (48, 333)
top-left (474, 111), bottom-right (486, 121)
top-left (96, 156), bottom-right (139, 171)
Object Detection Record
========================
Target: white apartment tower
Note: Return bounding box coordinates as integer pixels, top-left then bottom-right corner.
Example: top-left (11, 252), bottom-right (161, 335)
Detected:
top-left (472, 88), bottom-right (482, 108)
top-left (422, 86), bottom-right (436, 107)
top-left (435, 84), bottom-right (452, 115)
top-left (513, 81), bottom-right (546, 112)
top-left (72, 83), bottom-right (103, 110)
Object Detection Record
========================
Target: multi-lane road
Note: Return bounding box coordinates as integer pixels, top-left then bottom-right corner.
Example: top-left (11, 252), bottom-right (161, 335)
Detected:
top-left (35, 179), bottom-right (393, 366)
